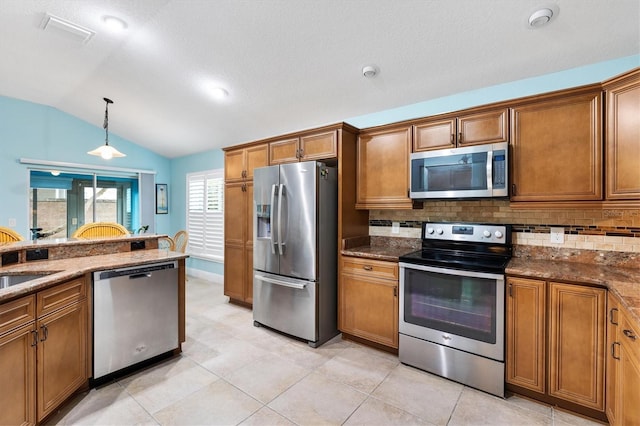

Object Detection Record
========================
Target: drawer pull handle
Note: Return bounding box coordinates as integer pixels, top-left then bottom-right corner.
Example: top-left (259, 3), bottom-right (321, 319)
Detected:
top-left (610, 308), bottom-right (619, 325)
top-left (363, 265), bottom-right (373, 271)
top-left (623, 329), bottom-right (637, 340)
top-left (612, 342), bottom-right (621, 360)
top-left (31, 330), bottom-right (38, 347)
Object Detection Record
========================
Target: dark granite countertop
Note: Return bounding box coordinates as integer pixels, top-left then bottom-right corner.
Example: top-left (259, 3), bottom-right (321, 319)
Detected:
top-left (507, 257), bottom-right (640, 329)
top-left (341, 236), bottom-right (420, 262)
top-left (341, 236), bottom-right (640, 330)
top-left (0, 250), bottom-right (188, 303)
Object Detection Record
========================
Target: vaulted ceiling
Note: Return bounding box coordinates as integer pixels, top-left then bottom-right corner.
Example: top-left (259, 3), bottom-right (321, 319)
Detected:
top-left (1, 1), bottom-right (638, 158)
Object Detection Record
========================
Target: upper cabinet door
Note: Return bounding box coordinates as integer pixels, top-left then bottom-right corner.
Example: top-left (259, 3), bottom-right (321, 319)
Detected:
top-left (269, 138), bottom-right (300, 165)
top-left (605, 69), bottom-right (640, 200)
top-left (245, 144), bottom-right (269, 179)
top-left (413, 118), bottom-right (456, 152)
top-left (510, 89), bottom-right (603, 202)
top-left (224, 148), bottom-right (246, 182)
top-left (225, 144), bottom-right (269, 182)
top-left (413, 108), bottom-right (508, 152)
top-left (356, 126), bottom-right (412, 209)
top-left (457, 108), bottom-right (509, 147)
top-left (300, 130), bottom-right (337, 161)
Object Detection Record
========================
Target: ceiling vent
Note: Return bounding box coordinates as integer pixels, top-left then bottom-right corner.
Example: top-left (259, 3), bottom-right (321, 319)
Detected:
top-left (41, 13), bottom-right (95, 44)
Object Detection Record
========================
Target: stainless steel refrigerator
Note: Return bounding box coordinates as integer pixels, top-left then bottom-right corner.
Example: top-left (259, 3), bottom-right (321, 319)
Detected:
top-left (253, 161), bottom-right (338, 347)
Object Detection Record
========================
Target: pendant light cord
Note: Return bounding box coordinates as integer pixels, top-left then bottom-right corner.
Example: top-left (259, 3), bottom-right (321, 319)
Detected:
top-left (103, 97), bottom-right (113, 146)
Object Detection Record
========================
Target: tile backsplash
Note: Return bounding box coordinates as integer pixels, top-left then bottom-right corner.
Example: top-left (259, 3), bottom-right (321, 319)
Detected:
top-left (369, 200), bottom-right (640, 253)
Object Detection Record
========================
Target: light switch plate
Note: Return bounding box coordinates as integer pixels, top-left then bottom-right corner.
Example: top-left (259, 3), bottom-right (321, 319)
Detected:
top-left (550, 227), bottom-right (564, 244)
top-left (391, 222), bottom-right (400, 234)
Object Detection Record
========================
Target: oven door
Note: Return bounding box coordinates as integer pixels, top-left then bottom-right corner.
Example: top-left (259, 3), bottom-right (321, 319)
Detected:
top-left (399, 262), bottom-right (505, 361)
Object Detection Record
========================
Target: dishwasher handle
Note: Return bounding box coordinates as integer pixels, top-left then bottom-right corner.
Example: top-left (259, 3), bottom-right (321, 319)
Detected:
top-left (96, 262), bottom-right (176, 280)
top-left (129, 273), bottom-right (152, 279)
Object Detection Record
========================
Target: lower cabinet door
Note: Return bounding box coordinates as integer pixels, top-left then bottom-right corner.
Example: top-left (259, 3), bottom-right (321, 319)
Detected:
top-left (37, 300), bottom-right (87, 422)
top-left (0, 323), bottom-right (36, 426)
top-left (548, 282), bottom-right (606, 410)
top-left (339, 272), bottom-right (398, 348)
top-left (506, 277), bottom-right (546, 393)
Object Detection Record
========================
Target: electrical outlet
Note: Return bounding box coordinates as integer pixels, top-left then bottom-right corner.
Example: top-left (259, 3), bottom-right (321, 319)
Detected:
top-left (550, 227), bottom-right (564, 244)
top-left (391, 222), bottom-right (400, 234)
top-left (8, 218), bottom-right (16, 227)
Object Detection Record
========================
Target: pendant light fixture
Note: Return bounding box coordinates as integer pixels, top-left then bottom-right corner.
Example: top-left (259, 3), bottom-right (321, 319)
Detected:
top-left (88, 97), bottom-right (126, 159)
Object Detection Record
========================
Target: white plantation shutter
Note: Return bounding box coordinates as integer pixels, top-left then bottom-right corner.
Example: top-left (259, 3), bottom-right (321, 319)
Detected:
top-left (187, 169), bottom-right (224, 261)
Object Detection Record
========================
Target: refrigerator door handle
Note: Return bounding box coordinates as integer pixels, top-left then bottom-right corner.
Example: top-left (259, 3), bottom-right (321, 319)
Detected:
top-left (255, 274), bottom-right (306, 290)
top-left (270, 184), bottom-right (277, 254)
top-left (277, 184), bottom-right (286, 255)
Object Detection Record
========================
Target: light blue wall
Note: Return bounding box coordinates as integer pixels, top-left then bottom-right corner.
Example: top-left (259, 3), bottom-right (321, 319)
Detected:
top-left (170, 150), bottom-right (225, 276)
top-left (0, 96), bottom-right (172, 237)
top-left (347, 55), bottom-right (640, 128)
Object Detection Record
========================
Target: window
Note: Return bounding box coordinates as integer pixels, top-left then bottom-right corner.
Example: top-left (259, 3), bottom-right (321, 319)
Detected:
top-left (29, 170), bottom-right (138, 238)
top-left (187, 169), bottom-right (224, 261)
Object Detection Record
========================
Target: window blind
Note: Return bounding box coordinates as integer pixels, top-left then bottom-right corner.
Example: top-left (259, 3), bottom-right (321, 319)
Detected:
top-left (187, 169), bottom-right (224, 261)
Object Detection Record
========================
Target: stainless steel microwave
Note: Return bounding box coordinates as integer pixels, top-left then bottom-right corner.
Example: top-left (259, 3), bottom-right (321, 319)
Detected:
top-left (409, 142), bottom-right (508, 199)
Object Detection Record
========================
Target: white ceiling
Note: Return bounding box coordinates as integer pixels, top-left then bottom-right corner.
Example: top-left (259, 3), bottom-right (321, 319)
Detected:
top-left (0, 1), bottom-right (638, 158)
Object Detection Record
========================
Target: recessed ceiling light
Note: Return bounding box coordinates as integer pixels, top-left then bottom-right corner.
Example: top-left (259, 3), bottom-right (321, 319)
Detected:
top-left (528, 8), bottom-right (554, 28)
top-left (103, 15), bottom-right (128, 31)
top-left (362, 65), bottom-right (378, 78)
top-left (211, 87), bottom-right (229, 100)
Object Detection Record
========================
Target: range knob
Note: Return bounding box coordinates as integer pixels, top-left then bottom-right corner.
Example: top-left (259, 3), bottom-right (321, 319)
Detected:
top-left (483, 230), bottom-right (491, 238)
top-left (436, 228), bottom-right (444, 235)
top-left (426, 227), bottom-right (435, 235)
top-left (494, 231), bottom-right (503, 239)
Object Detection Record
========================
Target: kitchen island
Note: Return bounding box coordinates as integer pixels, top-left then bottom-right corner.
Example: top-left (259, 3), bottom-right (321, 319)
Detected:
top-left (0, 235), bottom-right (188, 425)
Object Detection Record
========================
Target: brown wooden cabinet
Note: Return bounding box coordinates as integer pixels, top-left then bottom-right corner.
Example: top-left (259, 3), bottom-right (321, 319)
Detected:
top-left (506, 276), bottom-right (546, 393)
top-left (510, 87), bottom-right (603, 202)
top-left (606, 293), bottom-right (640, 425)
top-left (223, 181), bottom-right (256, 304)
top-left (356, 125), bottom-right (412, 209)
top-left (224, 143), bottom-right (268, 305)
top-left (0, 296), bottom-right (36, 426)
top-left (413, 108), bottom-right (508, 152)
top-left (506, 276), bottom-right (606, 415)
top-left (270, 130), bottom-right (337, 164)
top-left (548, 282), bottom-right (605, 410)
top-left (0, 276), bottom-right (88, 425)
top-left (224, 143), bottom-right (268, 182)
top-left (604, 68), bottom-right (640, 200)
top-left (339, 256), bottom-right (398, 349)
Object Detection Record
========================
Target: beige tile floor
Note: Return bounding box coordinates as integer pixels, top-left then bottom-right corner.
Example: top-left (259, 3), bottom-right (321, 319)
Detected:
top-left (46, 276), bottom-right (604, 426)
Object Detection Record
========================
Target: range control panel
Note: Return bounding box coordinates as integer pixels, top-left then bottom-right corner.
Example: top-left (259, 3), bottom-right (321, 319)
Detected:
top-left (422, 222), bottom-right (510, 244)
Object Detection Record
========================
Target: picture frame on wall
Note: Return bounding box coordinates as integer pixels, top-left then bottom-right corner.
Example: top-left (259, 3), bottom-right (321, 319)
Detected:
top-left (156, 183), bottom-right (168, 214)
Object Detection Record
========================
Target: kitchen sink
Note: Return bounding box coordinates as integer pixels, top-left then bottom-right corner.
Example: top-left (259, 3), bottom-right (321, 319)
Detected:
top-left (0, 273), bottom-right (53, 289)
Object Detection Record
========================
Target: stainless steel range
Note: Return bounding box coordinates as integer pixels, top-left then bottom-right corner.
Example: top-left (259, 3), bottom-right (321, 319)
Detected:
top-left (399, 222), bottom-right (512, 397)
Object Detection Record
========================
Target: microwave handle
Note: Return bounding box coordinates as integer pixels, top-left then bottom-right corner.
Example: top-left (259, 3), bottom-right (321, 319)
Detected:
top-left (486, 149), bottom-right (493, 190)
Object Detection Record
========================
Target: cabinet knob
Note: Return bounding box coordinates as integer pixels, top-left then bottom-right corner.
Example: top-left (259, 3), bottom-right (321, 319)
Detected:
top-left (363, 265), bottom-right (373, 271)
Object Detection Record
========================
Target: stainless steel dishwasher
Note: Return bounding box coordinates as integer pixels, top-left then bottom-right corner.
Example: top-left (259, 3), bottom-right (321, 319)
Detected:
top-left (92, 261), bottom-right (179, 381)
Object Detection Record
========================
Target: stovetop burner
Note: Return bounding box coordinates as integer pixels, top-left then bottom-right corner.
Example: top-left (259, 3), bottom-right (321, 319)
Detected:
top-left (399, 222), bottom-right (512, 274)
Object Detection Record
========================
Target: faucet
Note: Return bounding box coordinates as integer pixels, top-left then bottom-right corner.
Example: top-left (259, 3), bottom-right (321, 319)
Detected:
top-left (30, 227), bottom-right (44, 240)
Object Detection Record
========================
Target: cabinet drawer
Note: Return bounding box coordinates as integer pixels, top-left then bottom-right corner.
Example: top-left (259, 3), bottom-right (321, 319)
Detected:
top-left (621, 310), bottom-right (640, 362)
top-left (37, 277), bottom-right (87, 318)
top-left (0, 295), bottom-right (35, 335)
top-left (341, 257), bottom-right (398, 280)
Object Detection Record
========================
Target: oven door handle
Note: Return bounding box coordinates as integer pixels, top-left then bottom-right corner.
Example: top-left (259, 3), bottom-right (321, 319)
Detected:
top-left (398, 261), bottom-right (505, 281)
